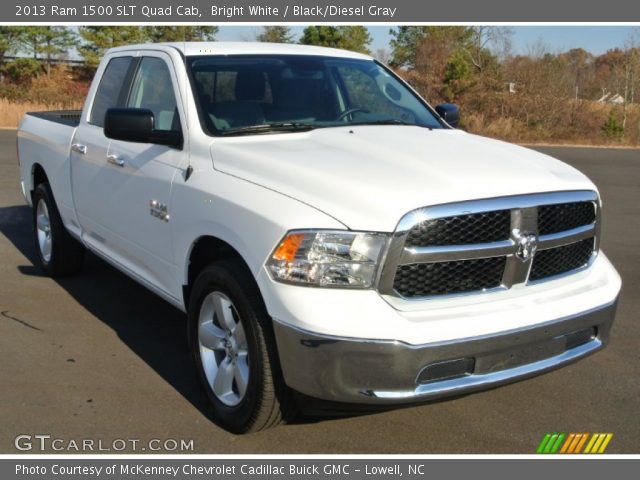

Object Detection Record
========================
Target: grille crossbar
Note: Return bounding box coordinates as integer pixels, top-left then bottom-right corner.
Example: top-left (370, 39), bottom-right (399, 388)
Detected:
top-left (379, 192), bottom-right (599, 300)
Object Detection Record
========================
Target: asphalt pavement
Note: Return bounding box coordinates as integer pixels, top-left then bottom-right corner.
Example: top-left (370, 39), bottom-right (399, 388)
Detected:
top-left (0, 130), bottom-right (638, 453)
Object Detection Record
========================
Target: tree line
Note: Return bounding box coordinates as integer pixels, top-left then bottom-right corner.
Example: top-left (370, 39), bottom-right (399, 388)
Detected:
top-left (0, 26), bottom-right (371, 78)
top-left (0, 26), bottom-right (220, 77)
top-left (1, 25), bottom-right (638, 143)
top-left (389, 26), bottom-right (640, 142)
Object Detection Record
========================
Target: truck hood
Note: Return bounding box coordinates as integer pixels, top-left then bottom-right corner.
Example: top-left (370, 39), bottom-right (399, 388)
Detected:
top-left (211, 127), bottom-right (596, 232)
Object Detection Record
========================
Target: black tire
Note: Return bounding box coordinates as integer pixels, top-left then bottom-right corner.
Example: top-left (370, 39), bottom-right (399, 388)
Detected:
top-left (32, 182), bottom-right (85, 277)
top-left (187, 259), bottom-right (295, 433)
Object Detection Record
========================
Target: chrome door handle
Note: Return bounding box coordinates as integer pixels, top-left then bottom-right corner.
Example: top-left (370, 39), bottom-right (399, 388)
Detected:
top-left (107, 154), bottom-right (125, 167)
top-left (71, 143), bottom-right (87, 154)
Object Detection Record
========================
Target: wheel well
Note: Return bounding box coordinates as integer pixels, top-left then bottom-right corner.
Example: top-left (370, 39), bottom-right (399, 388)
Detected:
top-left (183, 236), bottom-right (250, 309)
top-left (31, 164), bottom-right (48, 198)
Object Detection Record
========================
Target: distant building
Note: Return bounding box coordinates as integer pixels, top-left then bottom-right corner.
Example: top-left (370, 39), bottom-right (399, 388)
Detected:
top-left (597, 92), bottom-right (625, 104)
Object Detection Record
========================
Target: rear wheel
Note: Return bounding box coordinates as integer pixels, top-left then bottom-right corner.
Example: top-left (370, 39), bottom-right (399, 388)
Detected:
top-left (32, 183), bottom-right (85, 277)
top-left (188, 259), bottom-right (295, 433)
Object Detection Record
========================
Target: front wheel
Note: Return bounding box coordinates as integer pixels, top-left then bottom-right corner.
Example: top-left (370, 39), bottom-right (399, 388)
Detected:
top-left (187, 259), bottom-right (295, 433)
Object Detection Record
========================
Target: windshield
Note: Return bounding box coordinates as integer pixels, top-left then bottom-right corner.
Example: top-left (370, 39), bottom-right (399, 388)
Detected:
top-left (187, 55), bottom-right (445, 136)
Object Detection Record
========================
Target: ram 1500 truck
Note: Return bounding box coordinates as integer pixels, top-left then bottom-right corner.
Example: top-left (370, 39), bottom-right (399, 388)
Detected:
top-left (17, 42), bottom-right (621, 433)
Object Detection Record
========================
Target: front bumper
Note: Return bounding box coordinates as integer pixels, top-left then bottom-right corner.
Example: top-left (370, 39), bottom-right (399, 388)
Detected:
top-left (273, 299), bottom-right (618, 404)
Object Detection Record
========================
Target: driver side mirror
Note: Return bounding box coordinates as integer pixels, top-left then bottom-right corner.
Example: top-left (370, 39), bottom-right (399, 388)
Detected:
top-left (435, 103), bottom-right (460, 128)
top-left (104, 108), bottom-right (182, 148)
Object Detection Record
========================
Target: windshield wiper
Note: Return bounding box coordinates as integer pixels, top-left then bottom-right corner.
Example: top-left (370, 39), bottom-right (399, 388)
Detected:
top-left (348, 119), bottom-right (421, 127)
top-left (219, 122), bottom-right (316, 136)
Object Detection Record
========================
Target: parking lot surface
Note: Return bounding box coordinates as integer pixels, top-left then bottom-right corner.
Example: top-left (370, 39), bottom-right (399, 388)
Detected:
top-left (0, 130), bottom-right (637, 453)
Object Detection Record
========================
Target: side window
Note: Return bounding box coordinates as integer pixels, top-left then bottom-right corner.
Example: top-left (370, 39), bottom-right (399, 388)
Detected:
top-left (90, 56), bottom-right (132, 127)
top-left (127, 57), bottom-right (179, 132)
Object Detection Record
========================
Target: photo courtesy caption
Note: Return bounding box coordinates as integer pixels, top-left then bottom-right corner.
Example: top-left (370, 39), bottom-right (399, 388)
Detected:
top-left (15, 463), bottom-right (412, 477)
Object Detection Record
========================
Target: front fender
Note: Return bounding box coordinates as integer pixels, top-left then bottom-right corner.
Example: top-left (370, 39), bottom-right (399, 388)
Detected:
top-left (170, 169), bottom-right (346, 289)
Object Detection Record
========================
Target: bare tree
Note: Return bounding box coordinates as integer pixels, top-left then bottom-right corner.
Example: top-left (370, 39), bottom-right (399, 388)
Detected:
top-left (527, 37), bottom-right (551, 60)
top-left (622, 29), bottom-right (640, 130)
top-left (465, 26), bottom-right (513, 73)
top-left (622, 28), bottom-right (640, 135)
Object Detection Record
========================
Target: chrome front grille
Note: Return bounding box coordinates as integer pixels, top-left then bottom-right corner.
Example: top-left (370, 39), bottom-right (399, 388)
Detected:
top-left (393, 257), bottom-right (507, 296)
top-left (404, 210), bottom-right (511, 247)
top-left (529, 237), bottom-right (595, 281)
top-left (538, 202), bottom-right (596, 235)
top-left (378, 191), bottom-right (600, 301)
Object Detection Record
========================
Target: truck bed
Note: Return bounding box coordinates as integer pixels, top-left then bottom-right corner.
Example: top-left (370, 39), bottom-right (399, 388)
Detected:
top-left (27, 110), bottom-right (82, 127)
top-left (18, 111), bottom-right (79, 228)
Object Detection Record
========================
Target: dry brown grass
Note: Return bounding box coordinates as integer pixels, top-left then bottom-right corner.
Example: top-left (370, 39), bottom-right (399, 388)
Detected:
top-left (0, 66), bottom-right (88, 128)
top-left (0, 98), bottom-right (83, 128)
top-left (463, 114), bottom-right (522, 142)
top-left (462, 101), bottom-right (640, 147)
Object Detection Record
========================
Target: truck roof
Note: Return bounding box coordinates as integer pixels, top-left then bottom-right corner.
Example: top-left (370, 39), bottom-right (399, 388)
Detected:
top-left (106, 41), bottom-right (373, 60)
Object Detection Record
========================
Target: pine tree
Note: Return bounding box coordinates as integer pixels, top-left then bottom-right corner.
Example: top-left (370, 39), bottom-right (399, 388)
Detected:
top-left (19, 27), bottom-right (75, 76)
top-left (389, 27), bottom-right (431, 68)
top-left (78, 27), bottom-right (148, 66)
top-left (144, 26), bottom-right (218, 43)
top-left (257, 26), bottom-right (294, 44)
top-left (300, 26), bottom-right (372, 54)
top-left (0, 27), bottom-right (28, 80)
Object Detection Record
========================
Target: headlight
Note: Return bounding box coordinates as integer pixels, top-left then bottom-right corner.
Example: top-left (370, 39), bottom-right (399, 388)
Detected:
top-left (266, 230), bottom-right (388, 288)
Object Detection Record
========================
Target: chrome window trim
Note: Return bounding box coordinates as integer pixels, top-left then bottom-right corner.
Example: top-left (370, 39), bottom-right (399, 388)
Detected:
top-left (377, 190), bottom-right (600, 302)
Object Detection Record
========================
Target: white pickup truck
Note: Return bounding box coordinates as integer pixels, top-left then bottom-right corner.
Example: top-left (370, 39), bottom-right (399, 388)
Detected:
top-left (17, 42), bottom-right (621, 433)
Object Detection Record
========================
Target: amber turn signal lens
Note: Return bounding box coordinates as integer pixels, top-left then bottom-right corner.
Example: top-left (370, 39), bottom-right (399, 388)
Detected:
top-left (272, 233), bottom-right (305, 261)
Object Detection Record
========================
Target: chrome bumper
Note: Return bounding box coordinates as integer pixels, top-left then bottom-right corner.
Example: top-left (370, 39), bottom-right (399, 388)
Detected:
top-left (273, 299), bottom-right (618, 404)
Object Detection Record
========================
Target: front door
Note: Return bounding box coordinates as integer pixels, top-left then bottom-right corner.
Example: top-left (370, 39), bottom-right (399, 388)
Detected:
top-left (72, 52), bottom-right (186, 301)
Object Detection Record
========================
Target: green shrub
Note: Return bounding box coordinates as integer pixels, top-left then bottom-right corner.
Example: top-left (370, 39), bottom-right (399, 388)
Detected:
top-left (601, 110), bottom-right (624, 140)
top-left (2, 58), bottom-right (42, 83)
top-left (0, 83), bottom-right (28, 101)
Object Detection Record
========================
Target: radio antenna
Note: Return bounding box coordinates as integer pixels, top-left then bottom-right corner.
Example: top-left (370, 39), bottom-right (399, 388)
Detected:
top-left (184, 33), bottom-right (193, 181)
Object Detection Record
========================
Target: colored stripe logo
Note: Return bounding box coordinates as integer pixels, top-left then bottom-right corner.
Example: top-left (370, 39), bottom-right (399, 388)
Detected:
top-left (537, 433), bottom-right (613, 454)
